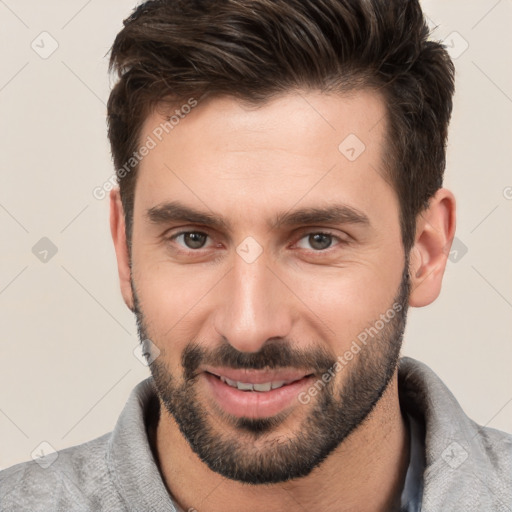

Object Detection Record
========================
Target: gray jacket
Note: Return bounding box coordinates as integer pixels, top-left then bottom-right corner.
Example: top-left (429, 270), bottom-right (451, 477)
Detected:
top-left (1, 357), bottom-right (511, 511)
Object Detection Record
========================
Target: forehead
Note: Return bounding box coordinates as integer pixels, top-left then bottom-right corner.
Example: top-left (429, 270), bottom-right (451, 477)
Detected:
top-left (142, 89), bottom-right (388, 160)
top-left (133, 89), bottom-right (395, 231)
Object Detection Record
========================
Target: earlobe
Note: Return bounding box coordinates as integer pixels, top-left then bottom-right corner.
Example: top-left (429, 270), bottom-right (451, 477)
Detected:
top-left (408, 188), bottom-right (456, 308)
top-left (109, 188), bottom-right (135, 311)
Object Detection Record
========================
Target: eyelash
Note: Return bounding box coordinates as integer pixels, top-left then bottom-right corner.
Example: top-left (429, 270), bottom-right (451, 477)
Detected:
top-left (166, 229), bottom-right (349, 256)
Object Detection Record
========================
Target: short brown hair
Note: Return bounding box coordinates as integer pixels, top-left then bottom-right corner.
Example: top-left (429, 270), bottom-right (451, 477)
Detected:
top-left (107, 0), bottom-right (455, 254)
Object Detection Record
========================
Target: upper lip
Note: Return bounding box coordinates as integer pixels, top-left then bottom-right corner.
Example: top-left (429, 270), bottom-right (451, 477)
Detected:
top-left (203, 366), bottom-right (312, 384)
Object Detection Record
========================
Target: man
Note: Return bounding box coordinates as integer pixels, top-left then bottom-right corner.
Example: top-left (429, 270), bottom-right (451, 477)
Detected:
top-left (1, 0), bottom-right (511, 510)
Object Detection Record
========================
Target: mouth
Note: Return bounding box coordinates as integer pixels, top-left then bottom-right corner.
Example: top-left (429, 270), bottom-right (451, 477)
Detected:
top-left (202, 367), bottom-right (316, 419)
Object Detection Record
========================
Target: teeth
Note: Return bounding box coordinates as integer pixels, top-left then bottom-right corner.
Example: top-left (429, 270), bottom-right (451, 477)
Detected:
top-left (219, 376), bottom-right (289, 392)
top-left (253, 382), bottom-right (272, 392)
top-left (222, 376), bottom-right (238, 387)
top-left (237, 381), bottom-right (254, 391)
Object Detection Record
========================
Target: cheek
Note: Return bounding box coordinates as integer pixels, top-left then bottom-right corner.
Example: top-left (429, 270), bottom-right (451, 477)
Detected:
top-left (132, 256), bottom-right (220, 352)
top-left (287, 262), bottom-right (403, 345)
top-left (134, 241), bottom-right (199, 313)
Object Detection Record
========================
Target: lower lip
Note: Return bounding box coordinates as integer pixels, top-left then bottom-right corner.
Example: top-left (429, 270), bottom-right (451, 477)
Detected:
top-left (204, 372), bottom-right (314, 419)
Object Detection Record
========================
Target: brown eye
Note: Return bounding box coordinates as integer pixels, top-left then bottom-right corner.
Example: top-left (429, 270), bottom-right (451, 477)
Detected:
top-left (172, 232), bottom-right (209, 249)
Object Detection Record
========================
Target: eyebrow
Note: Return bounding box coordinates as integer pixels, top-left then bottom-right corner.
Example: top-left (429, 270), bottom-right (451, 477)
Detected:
top-left (146, 200), bottom-right (371, 232)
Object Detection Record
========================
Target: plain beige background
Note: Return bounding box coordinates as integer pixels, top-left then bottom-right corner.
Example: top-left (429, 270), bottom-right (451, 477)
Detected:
top-left (0, 0), bottom-right (511, 470)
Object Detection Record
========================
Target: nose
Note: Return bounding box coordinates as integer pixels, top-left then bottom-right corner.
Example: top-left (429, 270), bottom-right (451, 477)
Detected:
top-left (213, 248), bottom-right (294, 354)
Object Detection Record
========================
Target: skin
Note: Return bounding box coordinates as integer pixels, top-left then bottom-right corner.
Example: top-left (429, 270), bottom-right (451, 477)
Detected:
top-left (110, 90), bottom-right (456, 511)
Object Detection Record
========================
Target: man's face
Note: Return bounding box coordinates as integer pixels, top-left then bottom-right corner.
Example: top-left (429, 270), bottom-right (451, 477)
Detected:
top-left (129, 90), bottom-right (410, 483)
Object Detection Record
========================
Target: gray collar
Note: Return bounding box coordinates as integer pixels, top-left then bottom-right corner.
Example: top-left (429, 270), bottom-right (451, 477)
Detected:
top-left (106, 378), bottom-right (177, 511)
top-left (398, 357), bottom-right (511, 510)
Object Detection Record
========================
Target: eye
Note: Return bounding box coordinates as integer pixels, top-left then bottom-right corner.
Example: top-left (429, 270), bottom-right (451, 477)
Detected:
top-left (295, 232), bottom-right (344, 251)
top-left (169, 231), bottom-right (211, 250)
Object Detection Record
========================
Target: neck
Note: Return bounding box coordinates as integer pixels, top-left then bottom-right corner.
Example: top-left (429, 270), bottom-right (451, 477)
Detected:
top-left (154, 371), bottom-right (409, 512)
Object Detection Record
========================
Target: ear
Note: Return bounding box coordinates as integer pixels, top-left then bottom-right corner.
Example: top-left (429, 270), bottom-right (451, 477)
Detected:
top-left (408, 188), bottom-right (456, 307)
top-left (110, 188), bottom-right (135, 311)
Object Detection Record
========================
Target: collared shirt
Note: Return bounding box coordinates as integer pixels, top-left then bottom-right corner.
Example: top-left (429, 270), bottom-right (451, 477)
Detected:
top-left (400, 411), bottom-right (426, 511)
top-left (1, 357), bottom-right (511, 511)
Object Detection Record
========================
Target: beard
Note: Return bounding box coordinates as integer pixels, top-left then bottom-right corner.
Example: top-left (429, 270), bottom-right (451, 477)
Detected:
top-left (132, 261), bottom-right (410, 485)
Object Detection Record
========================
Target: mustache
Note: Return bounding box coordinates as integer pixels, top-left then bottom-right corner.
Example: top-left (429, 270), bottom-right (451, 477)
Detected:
top-left (181, 338), bottom-right (337, 381)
